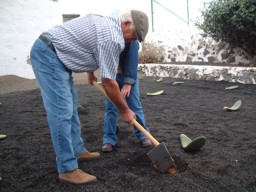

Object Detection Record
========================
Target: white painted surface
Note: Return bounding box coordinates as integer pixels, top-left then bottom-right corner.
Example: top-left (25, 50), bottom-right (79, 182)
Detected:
top-left (0, 0), bottom-right (61, 79)
top-left (0, 0), bottom-right (213, 79)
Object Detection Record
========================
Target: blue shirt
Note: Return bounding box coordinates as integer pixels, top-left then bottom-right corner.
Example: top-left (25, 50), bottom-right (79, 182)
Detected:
top-left (119, 40), bottom-right (140, 85)
top-left (43, 11), bottom-right (125, 80)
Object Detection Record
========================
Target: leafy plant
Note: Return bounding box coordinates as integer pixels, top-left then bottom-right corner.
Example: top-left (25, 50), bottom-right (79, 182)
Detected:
top-left (196, 0), bottom-right (256, 65)
top-left (77, 104), bottom-right (85, 114)
top-left (223, 100), bottom-right (242, 111)
top-left (146, 90), bottom-right (164, 96)
top-left (0, 134), bottom-right (7, 140)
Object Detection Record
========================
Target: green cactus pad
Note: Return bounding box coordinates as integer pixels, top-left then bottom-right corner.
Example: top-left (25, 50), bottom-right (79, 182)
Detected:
top-left (180, 134), bottom-right (206, 151)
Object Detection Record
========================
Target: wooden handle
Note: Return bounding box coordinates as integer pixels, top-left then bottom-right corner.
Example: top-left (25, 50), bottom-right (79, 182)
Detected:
top-left (93, 81), bottom-right (160, 146)
top-left (132, 119), bottom-right (159, 146)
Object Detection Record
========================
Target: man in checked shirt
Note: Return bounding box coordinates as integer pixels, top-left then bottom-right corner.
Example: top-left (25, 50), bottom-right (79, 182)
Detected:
top-left (30, 9), bottom-right (149, 185)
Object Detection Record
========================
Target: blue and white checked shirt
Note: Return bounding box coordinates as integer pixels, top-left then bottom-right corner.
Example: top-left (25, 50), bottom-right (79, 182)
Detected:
top-left (43, 10), bottom-right (125, 80)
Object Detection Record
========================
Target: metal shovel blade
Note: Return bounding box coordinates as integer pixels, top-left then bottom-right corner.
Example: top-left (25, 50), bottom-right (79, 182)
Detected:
top-left (147, 143), bottom-right (175, 173)
top-left (92, 81), bottom-right (175, 173)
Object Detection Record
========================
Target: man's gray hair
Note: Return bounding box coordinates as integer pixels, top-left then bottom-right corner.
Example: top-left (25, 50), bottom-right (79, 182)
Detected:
top-left (120, 9), bottom-right (149, 42)
top-left (120, 10), bottom-right (135, 29)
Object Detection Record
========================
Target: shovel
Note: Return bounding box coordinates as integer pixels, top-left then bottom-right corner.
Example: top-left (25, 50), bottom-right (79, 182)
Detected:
top-left (93, 81), bottom-right (176, 173)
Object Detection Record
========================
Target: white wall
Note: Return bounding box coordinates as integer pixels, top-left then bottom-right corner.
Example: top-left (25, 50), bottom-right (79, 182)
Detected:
top-left (0, 0), bottom-right (151, 79)
top-left (0, 0), bottom-right (61, 78)
top-left (0, 0), bottom-right (207, 79)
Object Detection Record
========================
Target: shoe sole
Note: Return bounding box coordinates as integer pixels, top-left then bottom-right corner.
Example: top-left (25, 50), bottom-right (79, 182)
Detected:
top-left (102, 149), bottom-right (113, 153)
top-left (142, 144), bottom-right (153, 148)
top-left (102, 144), bottom-right (115, 153)
top-left (101, 147), bottom-right (113, 153)
top-left (77, 155), bottom-right (100, 162)
top-left (142, 143), bottom-right (153, 148)
top-left (59, 177), bottom-right (97, 185)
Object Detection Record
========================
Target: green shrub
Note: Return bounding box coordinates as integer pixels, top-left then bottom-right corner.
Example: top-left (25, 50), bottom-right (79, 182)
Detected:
top-left (196, 0), bottom-right (256, 64)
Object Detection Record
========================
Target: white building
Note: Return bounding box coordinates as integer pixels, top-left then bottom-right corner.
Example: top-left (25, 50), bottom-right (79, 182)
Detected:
top-left (0, 0), bottom-right (207, 79)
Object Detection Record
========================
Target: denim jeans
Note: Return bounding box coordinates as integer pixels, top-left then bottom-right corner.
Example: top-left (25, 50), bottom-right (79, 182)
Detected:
top-left (103, 74), bottom-right (150, 145)
top-left (30, 38), bottom-right (86, 173)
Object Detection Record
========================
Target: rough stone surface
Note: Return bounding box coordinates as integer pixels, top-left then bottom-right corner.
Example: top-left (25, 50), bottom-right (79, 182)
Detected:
top-left (139, 29), bottom-right (256, 84)
top-left (138, 64), bottom-right (256, 84)
top-left (145, 29), bottom-right (253, 66)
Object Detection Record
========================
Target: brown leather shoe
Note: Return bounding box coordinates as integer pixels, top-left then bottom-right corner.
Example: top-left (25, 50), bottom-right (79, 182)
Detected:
top-left (102, 143), bottom-right (113, 152)
top-left (59, 169), bottom-right (96, 185)
top-left (77, 151), bottom-right (100, 161)
top-left (141, 138), bottom-right (153, 148)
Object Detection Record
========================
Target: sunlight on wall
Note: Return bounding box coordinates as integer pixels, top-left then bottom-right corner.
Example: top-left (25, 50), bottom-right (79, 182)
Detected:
top-left (0, 0), bottom-right (210, 79)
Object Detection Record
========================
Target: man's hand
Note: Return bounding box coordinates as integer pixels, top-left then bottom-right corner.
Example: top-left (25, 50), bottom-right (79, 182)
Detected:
top-left (87, 72), bottom-right (97, 85)
top-left (102, 78), bottom-right (136, 124)
top-left (121, 108), bottom-right (136, 125)
top-left (121, 84), bottom-right (132, 97)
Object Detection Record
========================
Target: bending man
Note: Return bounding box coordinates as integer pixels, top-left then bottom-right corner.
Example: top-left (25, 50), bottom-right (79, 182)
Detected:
top-left (30, 9), bottom-right (149, 185)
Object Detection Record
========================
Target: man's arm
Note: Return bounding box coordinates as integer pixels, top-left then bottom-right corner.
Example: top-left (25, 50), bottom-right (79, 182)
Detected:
top-left (87, 72), bottom-right (97, 85)
top-left (120, 40), bottom-right (140, 97)
top-left (101, 77), bottom-right (135, 124)
top-left (121, 41), bottom-right (139, 85)
top-left (96, 41), bottom-right (135, 123)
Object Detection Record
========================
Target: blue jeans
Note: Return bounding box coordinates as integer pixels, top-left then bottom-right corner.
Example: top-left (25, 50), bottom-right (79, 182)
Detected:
top-left (103, 74), bottom-right (150, 145)
top-left (30, 38), bottom-right (86, 173)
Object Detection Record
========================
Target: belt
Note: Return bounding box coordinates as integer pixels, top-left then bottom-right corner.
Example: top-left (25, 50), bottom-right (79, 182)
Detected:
top-left (39, 34), bottom-right (56, 53)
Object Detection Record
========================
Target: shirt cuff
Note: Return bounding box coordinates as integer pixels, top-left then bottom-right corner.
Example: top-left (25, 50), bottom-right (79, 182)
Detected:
top-left (123, 77), bottom-right (136, 85)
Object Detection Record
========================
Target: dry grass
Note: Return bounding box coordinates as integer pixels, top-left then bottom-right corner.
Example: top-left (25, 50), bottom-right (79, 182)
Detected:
top-left (139, 41), bottom-right (165, 63)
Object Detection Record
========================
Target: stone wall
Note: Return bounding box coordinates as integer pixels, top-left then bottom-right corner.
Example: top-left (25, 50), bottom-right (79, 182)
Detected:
top-left (145, 29), bottom-right (253, 66)
top-left (138, 64), bottom-right (256, 84)
top-left (140, 29), bottom-right (256, 84)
